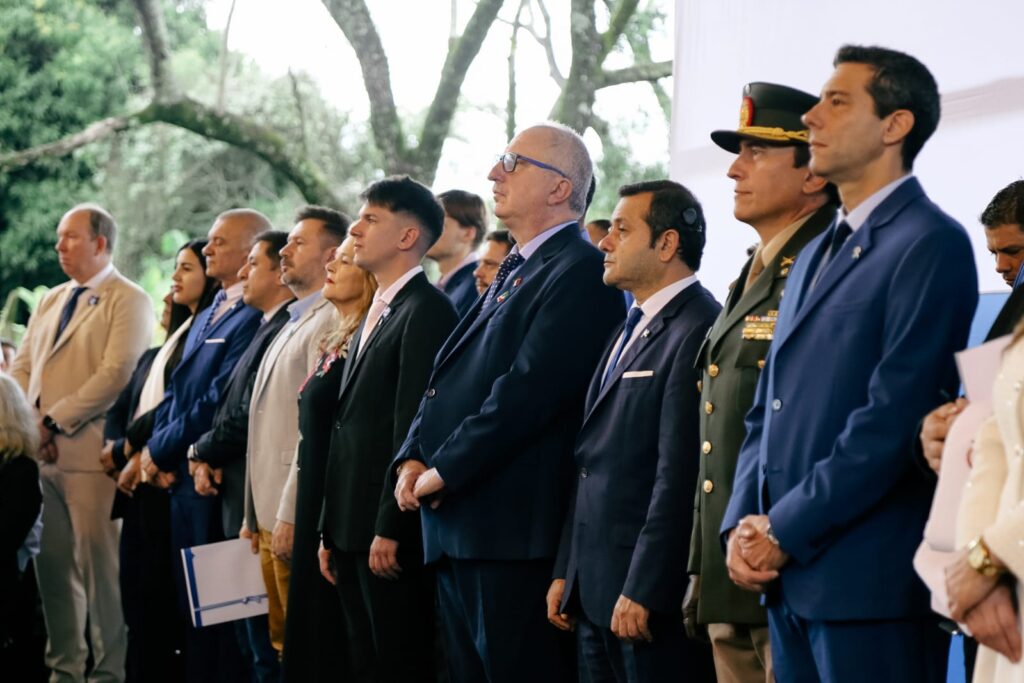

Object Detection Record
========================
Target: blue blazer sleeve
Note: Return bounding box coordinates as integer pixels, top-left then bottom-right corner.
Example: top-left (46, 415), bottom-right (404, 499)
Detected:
top-left (720, 359), bottom-right (769, 545)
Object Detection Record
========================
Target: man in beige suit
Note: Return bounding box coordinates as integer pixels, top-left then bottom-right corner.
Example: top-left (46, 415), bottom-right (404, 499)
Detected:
top-left (243, 205), bottom-right (347, 655)
top-left (10, 204), bottom-right (153, 683)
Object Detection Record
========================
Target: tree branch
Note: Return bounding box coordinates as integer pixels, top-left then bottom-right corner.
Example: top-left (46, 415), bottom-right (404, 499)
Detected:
top-left (321, 0), bottom-right (407, 173)
top-left (598, 60), bottom-right (671, 88)
top-left (131, 0), bottom-right (179, 102)
top-left (525, 0), bottom-right (564, 87)
top-left (0, 116), bottom-right (139, 171)
top-left (506, 0), bottom-right (529, 141)
top-left (415, 0), bottom-right (505, 182)
top-left (550, 0), bottom-right (601, 132)
top-left (600, 0), bottom-right (640, 60)
top-left (288, 69), bottom-right (311, 159)
top-left (215, 0), bottom-right (238, 113)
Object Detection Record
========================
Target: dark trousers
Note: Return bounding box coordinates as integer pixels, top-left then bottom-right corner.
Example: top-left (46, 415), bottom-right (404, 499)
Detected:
top-left (768, 598), bottom-right (949, 683)
top-left (332, 548), bottom-right (436, 682)
top-left (233, 614), bottom-right (279, 683)
top-left (170, 492), bottom-right (248, 683)
top-left (436, 557), bottom-right (575, 683)
top-left (576, 610), bottom-right (714, 683)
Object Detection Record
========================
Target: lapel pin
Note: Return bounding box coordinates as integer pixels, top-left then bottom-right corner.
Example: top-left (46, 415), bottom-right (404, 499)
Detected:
top-left (513, 277), bottom-right (523, 288)
top-left (496, 292), bottom-right (509, 304)
top-left (88, 295), bottom-right (100, 306)
top-left (852, 246), bottom-right (862, 259)
top-left (641, 329), bottom-right (650, 338)
top-left (780, 256), bottom-right (795, 267)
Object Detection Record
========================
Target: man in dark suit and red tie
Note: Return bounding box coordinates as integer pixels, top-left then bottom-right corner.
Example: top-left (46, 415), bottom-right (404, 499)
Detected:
top-left (548, 179), bottom-right (719, 681)
top-left (392, 122), bottom-right (624, 682)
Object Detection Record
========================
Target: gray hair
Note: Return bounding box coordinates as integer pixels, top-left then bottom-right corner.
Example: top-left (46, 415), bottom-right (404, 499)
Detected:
top-left (0, 373), bottom-right (39, 465)
top-left (533, 122), bottom-right (593, 214)
top-left (215, 208), bottom-right (274, 247)
top-left (68, 203), bottom-right (117, 252)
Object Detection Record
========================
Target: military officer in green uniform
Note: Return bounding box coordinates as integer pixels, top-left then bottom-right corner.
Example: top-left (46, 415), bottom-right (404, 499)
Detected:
top-left (685, 82), bottom-right (839, 683)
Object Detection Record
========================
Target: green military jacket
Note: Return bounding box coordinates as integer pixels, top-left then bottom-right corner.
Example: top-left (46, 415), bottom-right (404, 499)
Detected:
top-left (688, 204), bottom-right (835, 625)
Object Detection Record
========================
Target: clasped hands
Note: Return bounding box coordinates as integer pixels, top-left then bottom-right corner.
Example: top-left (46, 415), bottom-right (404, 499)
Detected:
top-left (726, 514), bottom-right (788, 593)
top-left (945, 547), bottom-right (1021, 662)
top-left (545, 579), bottom-right (652, 643)
top-left (394, 460), bottom-right (446, 511)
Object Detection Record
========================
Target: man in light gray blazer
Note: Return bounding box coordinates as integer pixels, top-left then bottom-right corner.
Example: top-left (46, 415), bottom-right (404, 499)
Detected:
top-left (11, 204), bottom-right (153, 683)
top-left (244, 205), bottom-right (347, 656)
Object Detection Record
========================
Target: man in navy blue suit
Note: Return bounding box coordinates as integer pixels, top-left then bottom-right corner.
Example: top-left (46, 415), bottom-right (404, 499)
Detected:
top-left (548, 179), bottom-right (719, 681)
top-left (392, 122), bottom-right (624, 682)
top-left (141, 209), bottom-right (269, 683)
top-left (720, 46), bottom-right (978, 683)
top-left (429, 189), bottom-right (488, 317)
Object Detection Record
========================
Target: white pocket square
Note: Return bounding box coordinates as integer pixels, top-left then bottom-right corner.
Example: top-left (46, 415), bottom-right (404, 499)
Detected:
top-left (204, 338), bottom-right (226, 344)
top-left (622, 370), bottom-right (654, 378)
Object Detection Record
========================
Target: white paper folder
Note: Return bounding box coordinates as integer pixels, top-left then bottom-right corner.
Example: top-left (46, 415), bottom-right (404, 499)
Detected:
top-left (181, 538), bottom-right (268, 627)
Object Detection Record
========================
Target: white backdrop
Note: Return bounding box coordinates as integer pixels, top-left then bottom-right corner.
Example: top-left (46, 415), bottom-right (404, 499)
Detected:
top-left (669, 0), bottom-right (1024, 301)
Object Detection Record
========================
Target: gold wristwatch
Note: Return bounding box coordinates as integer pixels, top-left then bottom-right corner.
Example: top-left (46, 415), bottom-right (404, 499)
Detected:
top-left (967, 536), bottom-right (1005, 577)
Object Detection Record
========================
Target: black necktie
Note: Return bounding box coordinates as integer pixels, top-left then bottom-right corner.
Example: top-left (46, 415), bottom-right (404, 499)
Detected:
top-left (482, 252), bottom-right (525, 309)
top-left (602, 306), bottom-right (644, 388)
top-left (825, 221), bottom-right (853, 268)
top-left (54, 286), bottom-right (87, 346)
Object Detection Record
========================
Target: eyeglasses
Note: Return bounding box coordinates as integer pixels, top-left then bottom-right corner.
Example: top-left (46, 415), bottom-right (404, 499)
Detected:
top-left (496, 151), bottom-right (570, 179)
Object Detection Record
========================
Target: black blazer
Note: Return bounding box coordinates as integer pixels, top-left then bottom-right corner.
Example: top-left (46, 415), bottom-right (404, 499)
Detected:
top-left (193, 302), bottom-right (293, 537)
top-left (104, 348), bottom-right (159, 520)
top-left (554, 282), bottom-right (720, 626)
top-left (321, 273), bottom-right (457, 553)
top-left (987, 284), bottom-right (1024, 340)
top-left (0, 454), bottom-right (41, 641)
top-left (442, 261), bottom-right (480, 319)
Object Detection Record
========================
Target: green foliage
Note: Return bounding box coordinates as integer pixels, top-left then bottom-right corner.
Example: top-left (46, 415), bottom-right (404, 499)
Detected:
top-left (0, 284), bottom-right (50, 345)
top-left (588, 121), bottom-right (667, 221)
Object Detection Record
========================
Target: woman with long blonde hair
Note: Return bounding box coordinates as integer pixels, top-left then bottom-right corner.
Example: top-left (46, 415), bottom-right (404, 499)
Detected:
top-left (282, 235), bottom-right (377, 681)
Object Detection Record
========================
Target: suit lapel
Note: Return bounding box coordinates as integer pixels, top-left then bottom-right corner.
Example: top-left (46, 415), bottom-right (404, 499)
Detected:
top-left (253, 296), bottom-right (329, 404)
top-left (48, 271), bottom-right (117, 359)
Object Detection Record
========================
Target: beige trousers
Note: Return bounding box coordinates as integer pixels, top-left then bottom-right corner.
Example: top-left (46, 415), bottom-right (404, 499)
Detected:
top-left (707, 622), bottom-right (774, 683)
top-left (257, 527), bottom-right (290, 655)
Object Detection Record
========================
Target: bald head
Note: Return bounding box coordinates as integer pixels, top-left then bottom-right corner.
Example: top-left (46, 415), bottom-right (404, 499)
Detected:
top-left (202, 209), bottom-right (273, 286)
top-left (526, 123), bottom-right (593, 214)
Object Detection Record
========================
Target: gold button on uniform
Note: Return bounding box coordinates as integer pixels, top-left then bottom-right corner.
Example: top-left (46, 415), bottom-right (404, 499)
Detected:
top-left (758, 359), bottom-right (766, 369)
top-left (708, 364), bottom-right (720, 377)
top-left (705, 401), bottom-right (714, 415)
top-left (703, 480), bottom-right (714, 493)
top-left (696, 380), bottom-right (703, 392)
top-left (702, 441), bottom-right (712, 454)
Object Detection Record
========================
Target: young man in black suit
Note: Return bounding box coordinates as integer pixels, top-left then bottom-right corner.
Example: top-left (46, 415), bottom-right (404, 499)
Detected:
top-left (317, 175), bottom-right (458, 681)
top-left (549, 180), bottom-right (719, 681)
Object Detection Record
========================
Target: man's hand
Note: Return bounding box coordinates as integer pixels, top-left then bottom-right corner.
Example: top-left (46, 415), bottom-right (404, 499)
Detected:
top-left (964, 584), bottom-right (1022, 663)
top-left (117, 454), bottom-right (141, 496)
top-left (726, 527), bottom-right (779, 593)
top-left (920, 398), bottom-right (968, 474)
top-left (38, 441), bottom-right (59, 464)
top-left (151, 470), bottom-right (177, 490)
top-left (271, 521), bottom-right (294, 564)
top-left (412, 467), bottom-right (446, 509)
top-left (188, 459), bottom-right (200, 477)
top-left (611, 595), bottom-right (652, 642)
top-left (37, 419), bottom-right (54, 447)
top-left (100, 441), bottom-right (117, 477)
top-left (395, 460), bottom-right (427, 511)
top-left (140, 447), bottom-right (159, 479)
top-left (239, 525), bottom-right (259, 554)
top-left (546, 579), bottom-right (575, 632)
top-left (946, 546), bottom-right (1001, 622)
top-left (318, 541), bottom-right (337, 585)
top-left (368, 536), bottom-right (402, 580)
top-left (736, 515), bottom-right (788, 571)
top-left (192, 463), bottom-right (220, 497)
top-left (682, 575), bottom-right (707, 642)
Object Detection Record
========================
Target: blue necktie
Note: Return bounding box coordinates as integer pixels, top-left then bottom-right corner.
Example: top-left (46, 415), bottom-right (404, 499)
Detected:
top-left (602, 306), bottom-right (644, 388)
top-left (202, 289), bottom-right (228, 335)
top-left (54, 286), bottom-right (87, 346)
top-left (483, 252), bottom-right (525, 309)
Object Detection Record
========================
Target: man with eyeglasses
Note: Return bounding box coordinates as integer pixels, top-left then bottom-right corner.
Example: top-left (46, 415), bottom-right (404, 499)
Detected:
top-left (391, 122), bottom-right (624, 682)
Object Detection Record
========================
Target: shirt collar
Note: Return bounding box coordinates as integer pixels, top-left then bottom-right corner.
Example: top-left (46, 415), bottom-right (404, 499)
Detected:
top-left (758, 213), bottom-right (814, 269)
top-left (375, 265), bottom-right (424, 306)
top-left (263, 298), bottom-right (293, 323)
top-left (287, 290), bottom-right (323, 323)
top-left (511, 221), bottom-right (577, 261)
top-left (71, 262), bottom-right (114, 289)
top-left (437, 252), bottom-right (478, 288)
top-left (842, 174), bottom-right (913, 232)
top-left (636, 274), bottom-right (699, 321)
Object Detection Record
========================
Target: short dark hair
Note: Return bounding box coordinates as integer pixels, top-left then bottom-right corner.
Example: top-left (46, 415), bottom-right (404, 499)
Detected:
top-left (437, 190), bottom-right (487, 247)
top-left (618, 180), bottom-right (706, 271)
top-left (295, 205), bottom-right (349, 248)
top-left (791, 145), bottom-right (841, 206)
top-left (834, 45), bottom-right (940, 170)
top-left (255, 230), bottom-right (289, 268)
top-left (360, 175), bottom-right (445, 250)
top-left (587, 219), bottom-right (611, 233)
top-left (69, 203), bottom-right (117, 252)
top-left (585, 176), bottom-right (597, 215)
top-left (981, 180), bottom-right (1024, 230)
top-left (484, 229), bottom-right (514, 250)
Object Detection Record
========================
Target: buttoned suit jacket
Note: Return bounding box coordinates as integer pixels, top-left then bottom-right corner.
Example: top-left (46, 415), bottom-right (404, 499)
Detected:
top-left (245, 296), bottom-right (334, 532)
top-left (441, 261), bottom-right (480, 319)
top-left (147, 296), bottom-right (261, 493)
top-left (320, 273), bottom-right (458, 552)
top-left (193, 304), bottom-right (292, 537)
top-left (554, 282), bottom-right (720, 627)
top-left (393, 225), bottom-right (625, 563)
top-left (721, 178), bottom-right (978, 620)
top-left (11, 269), bottom-right (154, 472)
top-left (689, 204), bottom-right (833, 625)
